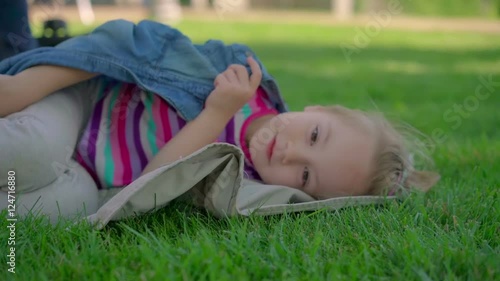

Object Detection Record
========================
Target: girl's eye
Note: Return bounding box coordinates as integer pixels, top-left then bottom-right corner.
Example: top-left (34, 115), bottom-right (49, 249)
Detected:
top-left (310, 126), bottom-right (319, 145)
top-left (302, 167), bottom-right (310, 187)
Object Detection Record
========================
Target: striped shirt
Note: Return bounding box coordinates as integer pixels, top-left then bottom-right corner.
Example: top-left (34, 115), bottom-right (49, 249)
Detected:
top-left (75, 79), bottom-right (277, 189)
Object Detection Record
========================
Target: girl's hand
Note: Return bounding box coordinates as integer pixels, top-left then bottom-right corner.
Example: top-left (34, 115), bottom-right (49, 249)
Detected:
top-left (205, 56), bottom-right (262, 119)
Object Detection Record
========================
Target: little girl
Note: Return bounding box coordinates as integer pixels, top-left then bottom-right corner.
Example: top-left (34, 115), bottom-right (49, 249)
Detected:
top-left (0, 21), bottom-right (439, 221)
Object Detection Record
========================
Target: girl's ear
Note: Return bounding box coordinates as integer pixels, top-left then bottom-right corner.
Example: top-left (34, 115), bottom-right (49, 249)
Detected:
top-left (406, 170), bottom-right (441, 192)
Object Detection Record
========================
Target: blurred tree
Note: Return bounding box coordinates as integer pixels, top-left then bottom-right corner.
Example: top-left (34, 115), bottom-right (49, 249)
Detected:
top-left (191, 0), bottom-right (208, 10)
top-left (146, 0), bottom-right (182, 23)
top-left (364, 0), bottom-right (385, 12)
top-left (213, 0), bottom-right (249, 13)
top-left (76, 0), bottom-right (95, 25)
top-left (332, 0), bottom-right (354, 19)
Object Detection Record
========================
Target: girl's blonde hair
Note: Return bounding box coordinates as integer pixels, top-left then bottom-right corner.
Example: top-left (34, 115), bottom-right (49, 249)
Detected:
top-left (314, 105), bottom-right (440, 196)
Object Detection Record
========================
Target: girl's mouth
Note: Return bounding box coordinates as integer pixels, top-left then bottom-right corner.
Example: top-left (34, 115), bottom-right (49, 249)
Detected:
top-left (267, 136), bottom-right (276, 162)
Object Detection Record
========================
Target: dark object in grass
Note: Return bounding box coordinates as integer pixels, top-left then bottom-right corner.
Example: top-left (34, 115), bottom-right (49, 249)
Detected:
top-left (37, 19), bottom-right (72, 47)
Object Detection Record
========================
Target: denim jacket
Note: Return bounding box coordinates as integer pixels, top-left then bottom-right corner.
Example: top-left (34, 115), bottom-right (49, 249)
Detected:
top-left (0, 19), bottom-right (288, 121)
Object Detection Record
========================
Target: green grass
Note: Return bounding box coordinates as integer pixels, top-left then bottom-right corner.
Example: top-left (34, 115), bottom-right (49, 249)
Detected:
top-left (2, 20), bottom-right (500, 280)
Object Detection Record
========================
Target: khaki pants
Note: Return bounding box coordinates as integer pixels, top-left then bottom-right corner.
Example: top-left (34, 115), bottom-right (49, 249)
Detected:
top-left (0, 79), bottom-right (102, 223)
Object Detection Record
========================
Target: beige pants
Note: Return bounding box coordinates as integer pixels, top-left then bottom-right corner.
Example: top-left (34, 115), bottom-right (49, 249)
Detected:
top-left (0, 79), bottom-right (102, 223)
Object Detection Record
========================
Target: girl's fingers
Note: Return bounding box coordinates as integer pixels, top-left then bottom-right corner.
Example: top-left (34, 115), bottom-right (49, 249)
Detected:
top-left (229, 64), bottom-right (249, 86)
top-left (214, 73), bottom-right (228, 87)
top-left (247, 56), bottom-right (262, 90)
top-left (223, 68), bottom-right (238, 83)
top-left (217, 57), bottom-right (261, 92)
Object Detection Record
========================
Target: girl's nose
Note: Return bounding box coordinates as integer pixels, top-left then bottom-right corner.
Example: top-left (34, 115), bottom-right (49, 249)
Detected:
top-left (282, 141), bottom-right (305, 165)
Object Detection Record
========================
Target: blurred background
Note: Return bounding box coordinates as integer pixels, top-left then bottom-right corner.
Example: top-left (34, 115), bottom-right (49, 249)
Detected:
top-left (31, 0), bottom-right (500, 20)
top-left (2, 0), bottom-right (499, 138)
top-left (18, 0), bottom-right (498, 50)
top-left (27, 0), bottom-right (500, 30)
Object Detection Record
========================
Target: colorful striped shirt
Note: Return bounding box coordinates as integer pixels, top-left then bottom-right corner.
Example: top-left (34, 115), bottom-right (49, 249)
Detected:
top-left (75, 79), bottom-right (278, 189)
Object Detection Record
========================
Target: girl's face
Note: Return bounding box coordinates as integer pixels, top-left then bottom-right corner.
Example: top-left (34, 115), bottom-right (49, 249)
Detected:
top-left (249, 107), bottom-right (378, 199)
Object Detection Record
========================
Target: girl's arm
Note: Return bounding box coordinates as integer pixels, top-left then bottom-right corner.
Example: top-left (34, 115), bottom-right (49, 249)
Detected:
top-left (0, 65), bottom-right (97, 117)
top-left (141, 107), bottom-right (232, 175)
top-left (141, 56), bottom-right (262, 176)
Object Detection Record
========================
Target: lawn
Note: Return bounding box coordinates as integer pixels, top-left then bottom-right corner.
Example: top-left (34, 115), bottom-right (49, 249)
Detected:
top-left (2, 19), bottom-right (500, 280)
